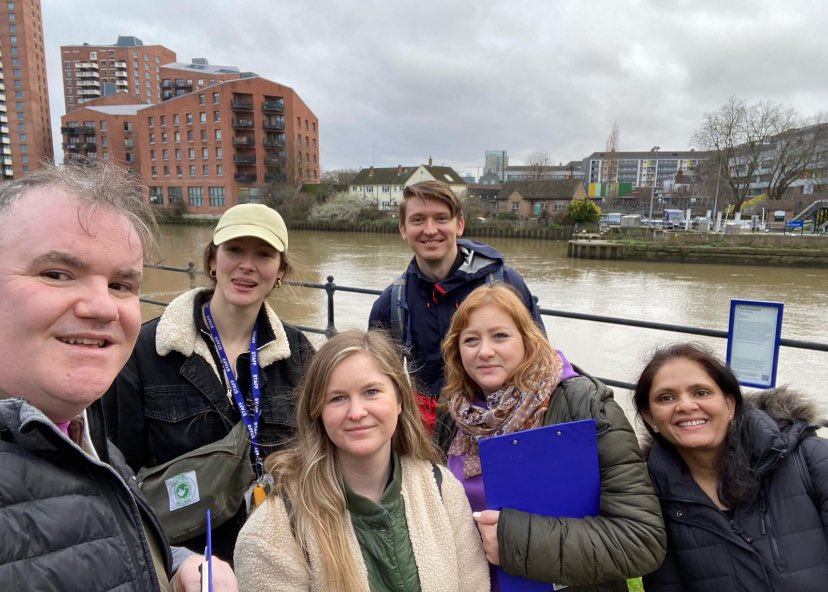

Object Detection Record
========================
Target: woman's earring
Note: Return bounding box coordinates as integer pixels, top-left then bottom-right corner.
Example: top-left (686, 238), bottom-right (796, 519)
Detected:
top-left (209, 269), bottom-right (216, 279)
top-left (652, 425), bottom-right (660, 433)
top-left (275, 277), bottom-right (282, 288)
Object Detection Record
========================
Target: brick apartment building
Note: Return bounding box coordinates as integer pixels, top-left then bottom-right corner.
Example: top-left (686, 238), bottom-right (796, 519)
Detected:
top-left (0, 0), bottom-right (52, 178)
top-left (160, 58), bottom-right (242, 100)
top-left (0, 48), bottom-right (11, 180)
top-left (60, 36), bottom-right (175, 112)
top-left (60, 93), bottom-right (148, 169)
top-left (60, 76), bottom-right (319, 212)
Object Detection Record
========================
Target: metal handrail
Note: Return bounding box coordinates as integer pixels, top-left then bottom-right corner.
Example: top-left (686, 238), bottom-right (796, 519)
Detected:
top-left (143, 265), bottom-right (828, 391)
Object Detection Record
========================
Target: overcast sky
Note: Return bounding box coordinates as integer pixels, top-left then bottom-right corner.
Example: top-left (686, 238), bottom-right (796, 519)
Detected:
top-left (42, 0), bottom-right (828, 178)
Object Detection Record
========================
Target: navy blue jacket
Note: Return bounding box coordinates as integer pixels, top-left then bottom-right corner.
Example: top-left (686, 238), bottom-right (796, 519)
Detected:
top-left (644, 388), bottom-right (828, 592)
top-left (369, 239), bottom-right (543, 397)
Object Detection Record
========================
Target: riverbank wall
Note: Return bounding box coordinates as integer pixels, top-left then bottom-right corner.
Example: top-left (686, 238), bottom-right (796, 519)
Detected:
top-left (569, 232), bottom-right (828, 268)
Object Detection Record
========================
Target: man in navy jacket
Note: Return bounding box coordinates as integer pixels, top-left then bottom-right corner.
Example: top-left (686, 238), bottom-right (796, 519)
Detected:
top-left (369, 180), bottom-right (543, 429)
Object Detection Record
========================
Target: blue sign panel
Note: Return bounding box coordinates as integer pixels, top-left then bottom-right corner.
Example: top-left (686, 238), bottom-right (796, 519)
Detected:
top-left (786, 220), bottom-right (804, 229)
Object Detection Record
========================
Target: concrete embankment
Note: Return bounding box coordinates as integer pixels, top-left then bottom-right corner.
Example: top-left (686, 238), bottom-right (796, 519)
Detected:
top-left (568, 232), bottom-right (828, 268)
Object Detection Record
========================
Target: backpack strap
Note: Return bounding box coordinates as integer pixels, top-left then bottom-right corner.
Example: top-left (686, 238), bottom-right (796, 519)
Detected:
top-left (280, 490), bottom-right (310, 563)
top-left (390, 274), bottom-right (412, 349)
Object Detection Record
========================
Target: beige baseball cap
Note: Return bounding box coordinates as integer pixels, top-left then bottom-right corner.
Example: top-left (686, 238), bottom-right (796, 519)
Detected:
top-left (212, 203), bottom-right (288, 252)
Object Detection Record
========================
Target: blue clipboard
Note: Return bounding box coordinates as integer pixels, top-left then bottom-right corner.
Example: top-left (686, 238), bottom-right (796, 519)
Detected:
top-left (479, 419), bottom-right (600, 592)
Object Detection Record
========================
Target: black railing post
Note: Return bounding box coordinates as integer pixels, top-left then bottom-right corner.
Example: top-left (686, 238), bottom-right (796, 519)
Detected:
top-left (187, 262), bottom-right (196, 289)
top-left (325, 275), bottom-right (337, 337)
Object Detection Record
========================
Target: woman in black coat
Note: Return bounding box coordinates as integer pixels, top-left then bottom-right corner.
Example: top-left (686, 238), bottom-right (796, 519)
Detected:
top-left (634, 343), bottom-right (828, 591)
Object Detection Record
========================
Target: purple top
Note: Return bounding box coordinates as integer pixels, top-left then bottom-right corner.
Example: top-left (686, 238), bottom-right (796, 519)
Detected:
top-left (448, 350), bottom-right (578, 511)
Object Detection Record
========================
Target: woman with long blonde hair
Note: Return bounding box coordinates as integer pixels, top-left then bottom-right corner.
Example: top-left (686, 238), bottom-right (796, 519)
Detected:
top-left (235, 329), bottom-right (488, 592)
top-left (437, 283), bottom-right (666, 591)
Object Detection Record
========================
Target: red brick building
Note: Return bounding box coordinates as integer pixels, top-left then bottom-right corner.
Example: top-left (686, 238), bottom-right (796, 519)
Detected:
top-left (60, 36), bottom-right (175, 112)
top-left (0, 0), bottom-right (52, 178)
top-left (133, 76), bottom-right (319, 212)
top-left (159, 59), bottom-right (242, 101)
top-left (59, 93), bottom-right (149, 170)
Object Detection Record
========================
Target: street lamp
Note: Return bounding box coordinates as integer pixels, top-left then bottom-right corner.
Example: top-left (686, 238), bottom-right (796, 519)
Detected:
top-left (648, 146), bottom-right (660, 222)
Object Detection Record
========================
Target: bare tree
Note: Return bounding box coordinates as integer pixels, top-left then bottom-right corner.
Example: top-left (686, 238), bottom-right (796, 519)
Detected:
top-left (605, 122), bottom-right (620, 200)
top-left (320, 168), bottom-right (360, 184)
top-left (526, 150), bottom-right (551, 180)
top-left (762, 118), bottom-right (828, 200)
top-left (692, 96), bottom-right (803, 211)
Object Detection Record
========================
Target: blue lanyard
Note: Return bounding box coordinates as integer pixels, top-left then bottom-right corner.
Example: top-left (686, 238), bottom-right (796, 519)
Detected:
top-left (204, 302), bottom-right (263, 477)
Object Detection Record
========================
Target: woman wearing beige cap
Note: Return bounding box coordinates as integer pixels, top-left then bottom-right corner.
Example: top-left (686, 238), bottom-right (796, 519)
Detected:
top-left (102, 203), bottom-right (314, 563)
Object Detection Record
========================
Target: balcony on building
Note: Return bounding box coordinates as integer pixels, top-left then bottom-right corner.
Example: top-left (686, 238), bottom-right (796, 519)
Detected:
top-left (231, 95), bottom-right (254, 111)
top-left (62, 142), bottom-right (81, 152)
top-left (234, 172), bottom-right (257, 182)
top-left (84, 142), bottom-right (98, 152)
top-left (264, 172), bottom-right (284, 183)
top-left (232, 118), bottom-right (254, 129)
top-left (61, 125), bottom-right (97, 135)
top-left (234, 154), bottom-right (257, 165)
top-left (265, 153), bottom-right (287, 166)
top-left (161, 80), bottom-right (173, 89)
top-left (263, 118), bottom-right (285, 131)
top-left (124, 139), bottom-right (134, 149)
top-left (262, 98), bottom-right (285, 112)
top-left (233, 136), bottom-right (256, 147)
top-left (263, 135), bottom-right (285, 150)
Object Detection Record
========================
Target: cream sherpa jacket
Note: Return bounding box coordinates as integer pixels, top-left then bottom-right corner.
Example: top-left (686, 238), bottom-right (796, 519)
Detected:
top-left (234, 456), bottom-right (489, 592)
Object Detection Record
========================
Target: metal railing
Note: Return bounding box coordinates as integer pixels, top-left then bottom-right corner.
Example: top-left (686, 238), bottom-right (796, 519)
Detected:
top-left (144, 264), bottom-right (828, 392)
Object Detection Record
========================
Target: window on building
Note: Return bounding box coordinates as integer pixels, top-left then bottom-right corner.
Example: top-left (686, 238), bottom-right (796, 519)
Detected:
top-left (187, 130), bottom-right (194, 142)
top-left (188, 187), bottom-right (204, 207)
top-left (175, 149), bottom-right (182, 160)
top-left (199, 112), bottom-right (206, 123)
top-left (150, 150), bottom-right (156, 161)
top-left (216, 164), bottom-right (224, 177)
top-left (163, 166), bottom-right (170, 176)
top-left (168, 186), bottom-right (183, 204)
top-left (189, 165), bottom-right (196, 177)
top-left (162, 132), bottom-right (168, 143)
top-left (214, 129), bottom-right (221, 140)
top-left (174, 131), bottom-right (181, 143)
top-left (149, 186), bottom-right (163, 205)
top-left (123, 122), bottom-right (133, 132)
top-left (148, 116), bottom-right (154, 128)
top-left (151, 166), bottom-right (158, 177)
top-left (202, 164), bottom-right (209, 176)
top-left (209, 186), bottom-right (226, 208)
top-left (186, 112), bottom-right (193, 124)
top-left (160, 115), bottom-right (167, 126)
top-left (100, 136), bottom-right (108, 147)
top-left (215, 147), bottom-right (223, 159)
top-left (173, 114), bottom-right (180, 126)
top-left (200, 129), bottom-right (208, 142)
top-left (213, 111), bottom-right (220, 123)
top-left (201, 147), bottom-right (208, 159)
top-left (212, 92), bottom-right (220, 104)
top-left (149, 132), bottom-right (155, 144)
top-left (189, 148), bottom-right (196, 160)
top-left (162, 149), bottom-right (169, 160)
top-left (198, 94), bottom-right (205, 106)
top-left (176, 166), bottom-right (183, 177)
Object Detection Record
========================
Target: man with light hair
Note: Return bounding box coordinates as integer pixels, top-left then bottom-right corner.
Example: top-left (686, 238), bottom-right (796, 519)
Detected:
top-left (0, 163), bottom-right (237, 591)
top-left (369, 180), bottom-right (543, 430)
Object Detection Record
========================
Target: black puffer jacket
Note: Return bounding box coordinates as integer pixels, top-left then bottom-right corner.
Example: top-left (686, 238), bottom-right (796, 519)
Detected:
top-left (0, 398), bottom-right (173, 592)
top-left (436, 369), bottom-right (666, 591)
top-left (101, 288), bottom-right (314, 560)
top-left (644, 387), bottom-right (828, 591)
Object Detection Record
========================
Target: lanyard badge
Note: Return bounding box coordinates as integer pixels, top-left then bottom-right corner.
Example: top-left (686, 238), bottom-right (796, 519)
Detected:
top-left (204, 303), bottom-right (264, 478)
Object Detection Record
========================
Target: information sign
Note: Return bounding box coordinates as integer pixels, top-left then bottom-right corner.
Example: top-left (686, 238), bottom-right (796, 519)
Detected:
top-left (726, 300), bottom-right (783, 389)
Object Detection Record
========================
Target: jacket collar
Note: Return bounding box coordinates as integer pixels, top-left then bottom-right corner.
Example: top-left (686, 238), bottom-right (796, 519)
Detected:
top-left (155, 288), bottom-right (291, 370)
top-left (407, 239), bottom-right (504, 291)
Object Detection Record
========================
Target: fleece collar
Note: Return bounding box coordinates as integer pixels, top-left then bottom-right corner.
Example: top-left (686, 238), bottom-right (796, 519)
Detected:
top-left (155, 288), bottom-right (291, 376)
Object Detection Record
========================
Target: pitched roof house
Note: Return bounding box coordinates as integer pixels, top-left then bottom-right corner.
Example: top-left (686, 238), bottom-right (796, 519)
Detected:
top-left (496, 179), bottom-right (587, 218)
top-left (349, 160), bottom-right (467, 210)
